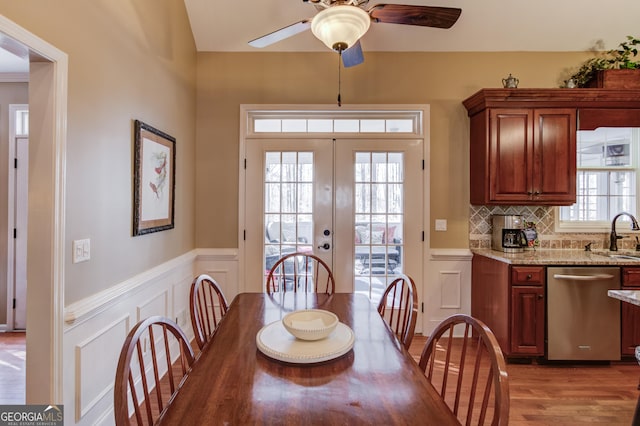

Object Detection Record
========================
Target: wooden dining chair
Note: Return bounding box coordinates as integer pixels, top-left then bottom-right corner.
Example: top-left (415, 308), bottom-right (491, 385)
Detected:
top-left (266, 252), bottom-right (335, 295)
top-left (189, 273), bottom-right (229, 350)
top-left (377, 274), bottom-right (418, 350)
top-left (418, 314), bottom-right (509, 426)
top-left (114, 316), bottom-right (195, 426)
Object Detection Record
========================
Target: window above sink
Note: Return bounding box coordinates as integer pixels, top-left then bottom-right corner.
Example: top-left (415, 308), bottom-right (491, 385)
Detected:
top-left (557, 127), bottom-right (640, 233)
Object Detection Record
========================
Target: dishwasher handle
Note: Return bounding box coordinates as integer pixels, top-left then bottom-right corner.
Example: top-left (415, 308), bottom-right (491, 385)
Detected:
top-left (553, 273), bottom-right (615, 281)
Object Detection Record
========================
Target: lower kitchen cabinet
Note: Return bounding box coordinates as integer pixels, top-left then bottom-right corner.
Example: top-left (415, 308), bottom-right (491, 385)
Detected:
top-left (510, 286), bottom-right (545, 355)
top-left (621, 267), bottom-right (640, 356)
top-left (471, 255), bottom-right (545, 357)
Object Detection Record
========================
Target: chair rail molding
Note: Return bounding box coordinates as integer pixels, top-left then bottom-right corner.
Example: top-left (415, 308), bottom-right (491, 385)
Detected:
top-left (429, 248), bottom-right (474, 261)
top-left (64, 251), bottom-right (198, 327)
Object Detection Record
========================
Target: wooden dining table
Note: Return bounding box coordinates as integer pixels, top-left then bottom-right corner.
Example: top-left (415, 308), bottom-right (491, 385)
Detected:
top-left (158, 292), bottom-right (459, 425)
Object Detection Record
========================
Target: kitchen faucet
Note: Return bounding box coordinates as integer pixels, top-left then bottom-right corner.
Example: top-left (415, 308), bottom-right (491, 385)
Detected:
top-left (610, 212), bottom-right (640, 251)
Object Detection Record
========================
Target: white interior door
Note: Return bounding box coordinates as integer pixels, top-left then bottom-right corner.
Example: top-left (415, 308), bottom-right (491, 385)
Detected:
top-left (13, 136), bottom-right (28, 329)
top-left (245, 137), bottom-right (423, 304)
top-left (7, 104), bottom-right (28, 330)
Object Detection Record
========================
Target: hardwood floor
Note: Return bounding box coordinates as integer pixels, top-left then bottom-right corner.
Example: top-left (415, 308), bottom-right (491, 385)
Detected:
top-left (409, 335), bottom-right (639, 425)
top-left (0, 331), bottom-right (25, 404)
top-left (3, 332), bottom-right (638, 424)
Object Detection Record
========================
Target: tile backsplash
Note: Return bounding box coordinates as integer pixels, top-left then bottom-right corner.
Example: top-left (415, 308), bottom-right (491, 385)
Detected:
top-left (469, 205), bottom-right (635, 251)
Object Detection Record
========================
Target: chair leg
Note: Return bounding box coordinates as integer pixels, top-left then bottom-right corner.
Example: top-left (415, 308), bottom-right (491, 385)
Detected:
top-left (632, 394), bottom-right (640, 426)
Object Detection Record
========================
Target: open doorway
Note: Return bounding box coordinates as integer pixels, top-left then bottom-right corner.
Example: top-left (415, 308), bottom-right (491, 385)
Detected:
top-left (0, 57), bottom-right (28, 404)
top-left (0, 14), bottom-right (68, 405)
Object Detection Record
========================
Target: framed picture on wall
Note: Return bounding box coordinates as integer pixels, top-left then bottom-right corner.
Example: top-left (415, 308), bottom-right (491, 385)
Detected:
top-left (133, 120), bottom-right (176, 236)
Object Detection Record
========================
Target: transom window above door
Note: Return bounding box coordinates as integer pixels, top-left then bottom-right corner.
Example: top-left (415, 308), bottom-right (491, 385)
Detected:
top-left (247, 110), bottom-right (423, 136)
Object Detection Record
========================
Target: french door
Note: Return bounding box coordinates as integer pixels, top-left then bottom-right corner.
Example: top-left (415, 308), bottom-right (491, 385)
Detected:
top-left (244, 137), bottom-right (423, 306)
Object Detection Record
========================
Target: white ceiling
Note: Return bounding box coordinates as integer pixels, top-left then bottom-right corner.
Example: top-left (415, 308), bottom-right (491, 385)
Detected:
top-left (0, 48), bottom-right (28, 73)
top-left (184, 0), bottom-right (640, 53)
top-left (2, 1), bottom-right (640, 75)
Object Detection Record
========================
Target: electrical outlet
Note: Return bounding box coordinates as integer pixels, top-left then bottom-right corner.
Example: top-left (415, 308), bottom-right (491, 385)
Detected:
top-left (175, 309), bottom-right (187, 327)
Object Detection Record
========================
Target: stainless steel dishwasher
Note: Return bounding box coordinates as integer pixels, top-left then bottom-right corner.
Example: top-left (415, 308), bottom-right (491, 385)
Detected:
top-left (547, 267), bottom-right (621, 361)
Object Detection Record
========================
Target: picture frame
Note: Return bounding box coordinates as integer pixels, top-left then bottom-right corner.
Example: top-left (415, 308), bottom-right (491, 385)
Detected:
top-left (133, 120), bottom-right (176, 236)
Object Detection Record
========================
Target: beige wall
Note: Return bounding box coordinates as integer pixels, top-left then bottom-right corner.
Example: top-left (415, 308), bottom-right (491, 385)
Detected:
top-left (0, 2), bottom-right (597, 303)
top-left (0, 1), bottom-right (197, 305)
top-left (195, 51), bottom-right (593, 249)
top-left (0, 82), bottom-right (28, 321)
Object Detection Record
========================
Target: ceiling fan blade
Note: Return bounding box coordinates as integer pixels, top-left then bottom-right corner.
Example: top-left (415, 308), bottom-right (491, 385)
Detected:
top-left (248, 19), bottom-right (312, 48)
top-left (342, 40), bottom-right (364, 68)
top-left (368, 4), bottom-right (462, 29)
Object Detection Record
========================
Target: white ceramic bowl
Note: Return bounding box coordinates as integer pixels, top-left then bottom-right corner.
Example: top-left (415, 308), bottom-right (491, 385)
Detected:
top-left (282, 309), bottom-right (339, 341)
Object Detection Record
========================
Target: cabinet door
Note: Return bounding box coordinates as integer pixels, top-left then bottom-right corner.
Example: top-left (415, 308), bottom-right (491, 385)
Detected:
top-left (510, 286), bottom-right (545, 355)
top-left (621, 268), bottom-right (640, 356)
top-left (489, 109), bottom-right (534, 203)
top-left (532, 109), bottom-right (577, 204)
top-left (621, 301), bottom-right (640, 356)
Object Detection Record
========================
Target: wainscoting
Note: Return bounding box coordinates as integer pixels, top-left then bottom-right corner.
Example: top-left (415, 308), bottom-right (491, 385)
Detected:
top-left (423, 249), bottom-right (473, 336)
top-left (61, 247), bottom-right (470, 425)
top-left (62, 248), bottom-right (239, 426)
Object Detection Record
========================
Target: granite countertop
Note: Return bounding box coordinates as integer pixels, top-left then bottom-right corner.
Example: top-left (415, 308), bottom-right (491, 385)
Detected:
top-left (608, 290), bottom-right (640, 306)
top-left (471, 248), bottom-right (640, 265)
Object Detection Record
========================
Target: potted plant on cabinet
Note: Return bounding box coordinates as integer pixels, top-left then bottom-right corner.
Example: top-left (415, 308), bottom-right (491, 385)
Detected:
top-left (567, 36), bottom-right (640, 88)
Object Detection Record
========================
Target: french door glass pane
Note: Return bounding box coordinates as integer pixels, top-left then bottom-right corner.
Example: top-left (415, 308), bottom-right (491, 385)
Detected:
top-left (354, 152), bottom-right (404, 305)
top-left (264, 152), bottom-right (314, 277)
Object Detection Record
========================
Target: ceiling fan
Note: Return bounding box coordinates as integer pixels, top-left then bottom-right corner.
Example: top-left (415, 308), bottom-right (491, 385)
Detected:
top-left (248, 0), bottom-right (462, 67)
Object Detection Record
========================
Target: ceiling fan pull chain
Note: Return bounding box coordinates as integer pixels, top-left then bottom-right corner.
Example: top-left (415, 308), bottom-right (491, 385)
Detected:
top-left (337, 52), bottom-right (342, 107)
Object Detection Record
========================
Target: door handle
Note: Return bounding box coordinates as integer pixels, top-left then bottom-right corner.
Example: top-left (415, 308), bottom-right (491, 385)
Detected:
top-left (318, 243), bottom-right (330, 250)
top-left (553, 274), bottom-right (615, 281)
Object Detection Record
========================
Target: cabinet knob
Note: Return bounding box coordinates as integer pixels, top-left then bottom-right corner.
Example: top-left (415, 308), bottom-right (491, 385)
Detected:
top-left (537, 294), bottom-right (544, 300)
top-left (526, 274), bottom-right (532, 280)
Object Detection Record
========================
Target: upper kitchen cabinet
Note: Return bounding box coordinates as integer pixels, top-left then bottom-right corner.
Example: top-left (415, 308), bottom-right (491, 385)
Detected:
top-left (488, 108), bottom-right (575, 204)
top-left (464, 90), bottom-right (576, 205)
top-left (463, 88), bottom-right (640, 206)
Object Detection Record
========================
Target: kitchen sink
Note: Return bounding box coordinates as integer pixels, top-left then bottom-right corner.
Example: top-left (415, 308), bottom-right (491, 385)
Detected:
top-left (593, 252), bottom-right (640, 261)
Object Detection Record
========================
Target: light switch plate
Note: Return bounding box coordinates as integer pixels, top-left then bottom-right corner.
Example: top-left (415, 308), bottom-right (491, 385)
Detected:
top-left (435, 219), bottom-right (447, 231)
top-left (72, 238), bottom-right (91, 263)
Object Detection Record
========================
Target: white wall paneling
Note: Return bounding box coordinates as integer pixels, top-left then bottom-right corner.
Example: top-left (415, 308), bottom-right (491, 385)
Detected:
top-left (74, 316), bottom-right (129, 421)
top-left (195, 248), bottom-right (240, 302)
top-left (423, 249), bottom-right (472, 336)
top-left (439, 271), bottom-right (462, 309)
top-left (63, 248), bottom-right (238, 425)
top-left (136, 291), bottom-right (169, 323)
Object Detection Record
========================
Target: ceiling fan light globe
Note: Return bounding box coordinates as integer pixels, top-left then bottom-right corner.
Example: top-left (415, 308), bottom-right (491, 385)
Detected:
top-left (311, 6), bottom-right (370, 51)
